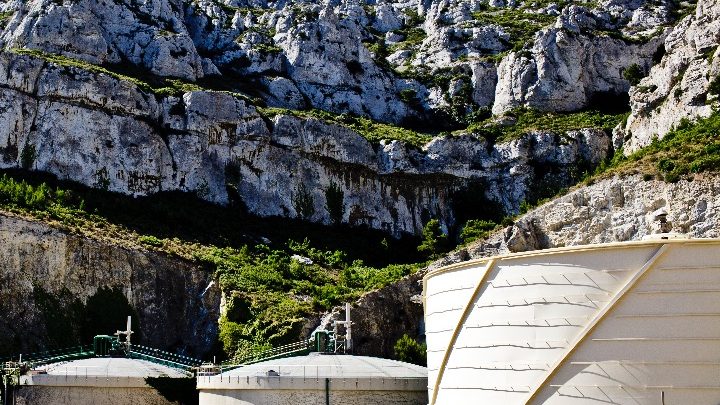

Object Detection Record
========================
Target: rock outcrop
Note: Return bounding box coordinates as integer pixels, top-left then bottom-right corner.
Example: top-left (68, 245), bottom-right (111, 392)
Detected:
top-left (623, 0), bottom-right (720, 152)
top-left (438, 173), bottom-right (720, 267)
top-left (0, 50), bottom-right (612, 235)
top-left (1, 0), bottom-right (211, 81)
top-left (0, 212), bottom-right (220, 357)
top-left (319, 271), bottom-right (425, 358)
top-left (492, 6), bottom-right (667, 114)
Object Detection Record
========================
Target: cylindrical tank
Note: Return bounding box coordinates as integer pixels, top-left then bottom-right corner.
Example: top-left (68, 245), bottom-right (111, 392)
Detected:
top-left (197, 353), bottom-right (428, 405)
top-left (423, 238), bottom-right (720, 405)
top-left (15, 357), bottom-right (194, 405)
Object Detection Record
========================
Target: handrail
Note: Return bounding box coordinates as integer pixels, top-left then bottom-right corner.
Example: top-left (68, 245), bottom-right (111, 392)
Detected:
top-left (129, 345), bottom-right (203, 367)
top-left (224, 340), bottom-right (312, 368)
top-left (7, 343), bottom-right (203, 373)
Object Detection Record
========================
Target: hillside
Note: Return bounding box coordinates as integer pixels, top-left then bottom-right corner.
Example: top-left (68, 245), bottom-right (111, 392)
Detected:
top-left (0, 0), bottom-right (718, 363)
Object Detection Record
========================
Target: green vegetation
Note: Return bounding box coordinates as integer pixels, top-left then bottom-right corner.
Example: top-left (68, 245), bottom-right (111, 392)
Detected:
top-left (210, 240), bottom-right (423, 360)
top-left (466, 108), bottom-right (627, 144)
top-left (254, 43), bottom-right (283, 54)
top-left (10, 48), bottom-right (159, 93)
top-left (417, 219), bottom-right (450, 259)
top-left (623, 63), bottom-right (645, 86)
top-left (390, 27), bottom-right (427, 52)
top-left (384, 7), bottom-right (427, 55)
top-left (9, 48), bottom-right (258, 102)
top-left (596, 112), bottom-right (720, 182)
top-left (20, 143), bottom-right (36, 170)
top-left (459, 219), bottom-right (499, 244)
top-left (470, 7), bottom-right (557, 51)
top-left (259, 107), bottom-right (434, 148)
top-left (393, 334), bottom-right (426, 366)
top-left (292, 184), bottom-right (315, 220)
top-left (0, 11), bottom-right (14, 29)
top-left (0, 170), bottom-right (426, 360)
top-left (709, 76), bottom-right (720, 96)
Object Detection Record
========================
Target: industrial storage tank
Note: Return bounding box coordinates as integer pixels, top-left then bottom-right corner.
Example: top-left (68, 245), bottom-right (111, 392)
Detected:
top-left (16, 356), bottom-right (193, 405)
top-left (10, 317), bottom-right (201, 405)
top-left (197, 352), bottom-right (428, 405)
top-left (423, 237), bottom-right (720, 405)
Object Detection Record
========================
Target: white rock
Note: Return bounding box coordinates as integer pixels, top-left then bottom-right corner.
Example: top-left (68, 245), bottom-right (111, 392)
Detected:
top-left (623, 0), bottom-right (720, 153)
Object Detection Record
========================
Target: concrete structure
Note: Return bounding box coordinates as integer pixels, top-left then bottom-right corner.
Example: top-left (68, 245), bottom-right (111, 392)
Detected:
top-left (15, 357), bottom-right (193, 405)
top-left (424, 237), bottom-right (720, 405)
top-left (197, 353), bottom-right (428, 405)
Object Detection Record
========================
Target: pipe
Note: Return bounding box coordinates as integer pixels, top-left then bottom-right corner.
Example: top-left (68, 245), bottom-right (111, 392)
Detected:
top-left (325, 378), bottom-right (330, 405)
top-left (345, 303), bottom-right (352, 353)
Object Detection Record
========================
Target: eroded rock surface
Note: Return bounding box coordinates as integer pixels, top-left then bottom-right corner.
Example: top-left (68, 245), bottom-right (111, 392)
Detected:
top-left (623, 0), bottom-right (720, 152)
top-left (0, 213), bottom-right (220, 357)
top-left (0, 51), bottom-right (612, 235)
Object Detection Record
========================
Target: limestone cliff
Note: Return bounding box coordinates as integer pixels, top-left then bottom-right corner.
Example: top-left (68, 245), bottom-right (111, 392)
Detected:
top-left (0, 50), bottom-right (612, 235)
top-left (0, 0), bottom-right (694, 235)
top-left (622, 0), bottom-right (720, 152)
top-left (0, 212), bottom-right (220, 357)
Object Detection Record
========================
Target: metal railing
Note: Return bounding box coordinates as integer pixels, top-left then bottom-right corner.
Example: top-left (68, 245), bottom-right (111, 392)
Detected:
top-left (4, 343), bottom-right (203, 373)
top-left (222, 340), bottom-right (312, 371)
top-left (21, 345), bottom-right (94, 368)
top-left (128, 345), bottom-right (202, 371)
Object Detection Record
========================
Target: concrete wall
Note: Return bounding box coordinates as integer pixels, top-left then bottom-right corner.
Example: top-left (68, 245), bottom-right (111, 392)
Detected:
top-left (15, 386), bottom-right (176, 405)
top-left (199, 389), bottom-right (427, 405)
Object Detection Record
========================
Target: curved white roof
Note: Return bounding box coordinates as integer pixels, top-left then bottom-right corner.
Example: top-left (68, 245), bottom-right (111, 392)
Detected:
top-left (221, 353), bottom-right (427, 379)
top-left (198, 353), bottom-right (427, 391)
top-left (35, 357), bottom-right (190, 378)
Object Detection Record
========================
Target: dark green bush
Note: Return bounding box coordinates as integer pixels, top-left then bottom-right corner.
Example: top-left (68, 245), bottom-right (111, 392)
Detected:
top-left (393, 334), bottom-right (426, 366)
top-left (709, 76), bottom-right (720, 96)
top-left (623, 63), bottom-right (644, 86)
top-left (460, 219), bottom-right (498, 244)
top-left (417, 219), bottom-right (449, 259)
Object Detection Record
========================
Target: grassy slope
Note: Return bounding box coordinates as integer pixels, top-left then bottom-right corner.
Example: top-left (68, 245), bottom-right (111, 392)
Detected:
top-left (600, 112), bottom-right (720, 182)
top-left (510, 111), bottom-right (720, 215)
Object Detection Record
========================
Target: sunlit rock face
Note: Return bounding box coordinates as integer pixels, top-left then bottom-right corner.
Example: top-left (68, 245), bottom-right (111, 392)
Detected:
top-left (622, 0), bottom-right (720, 153)
top-left (0, 0), bottom-right (695, 235)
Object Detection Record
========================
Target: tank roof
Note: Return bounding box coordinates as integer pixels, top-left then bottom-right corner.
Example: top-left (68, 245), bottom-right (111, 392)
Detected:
top-left (34, 357), bottom-right (190, 378)
top-left (198, 353), bottom-right (427, 392)
top-left (220, 353), bottom-right (427, 379)
top-left (424, 236), bottom-right (720, 281)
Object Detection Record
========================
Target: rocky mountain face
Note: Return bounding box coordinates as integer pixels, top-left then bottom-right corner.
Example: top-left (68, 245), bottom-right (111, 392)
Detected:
top-left (0, 0), bottom-right (689, 235)
top-left (0, 49), bottom-right (611, 235)
top-left (338, 0), bottom-right (720, 357)
top-left (622, 0), bottom-right (720, 152)
top-left (455, 173), bottom-right (720, 262)
top-left (0, 0), bottom-right (717, 363)
top-left (0, 212), bottom-right (220, 357)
